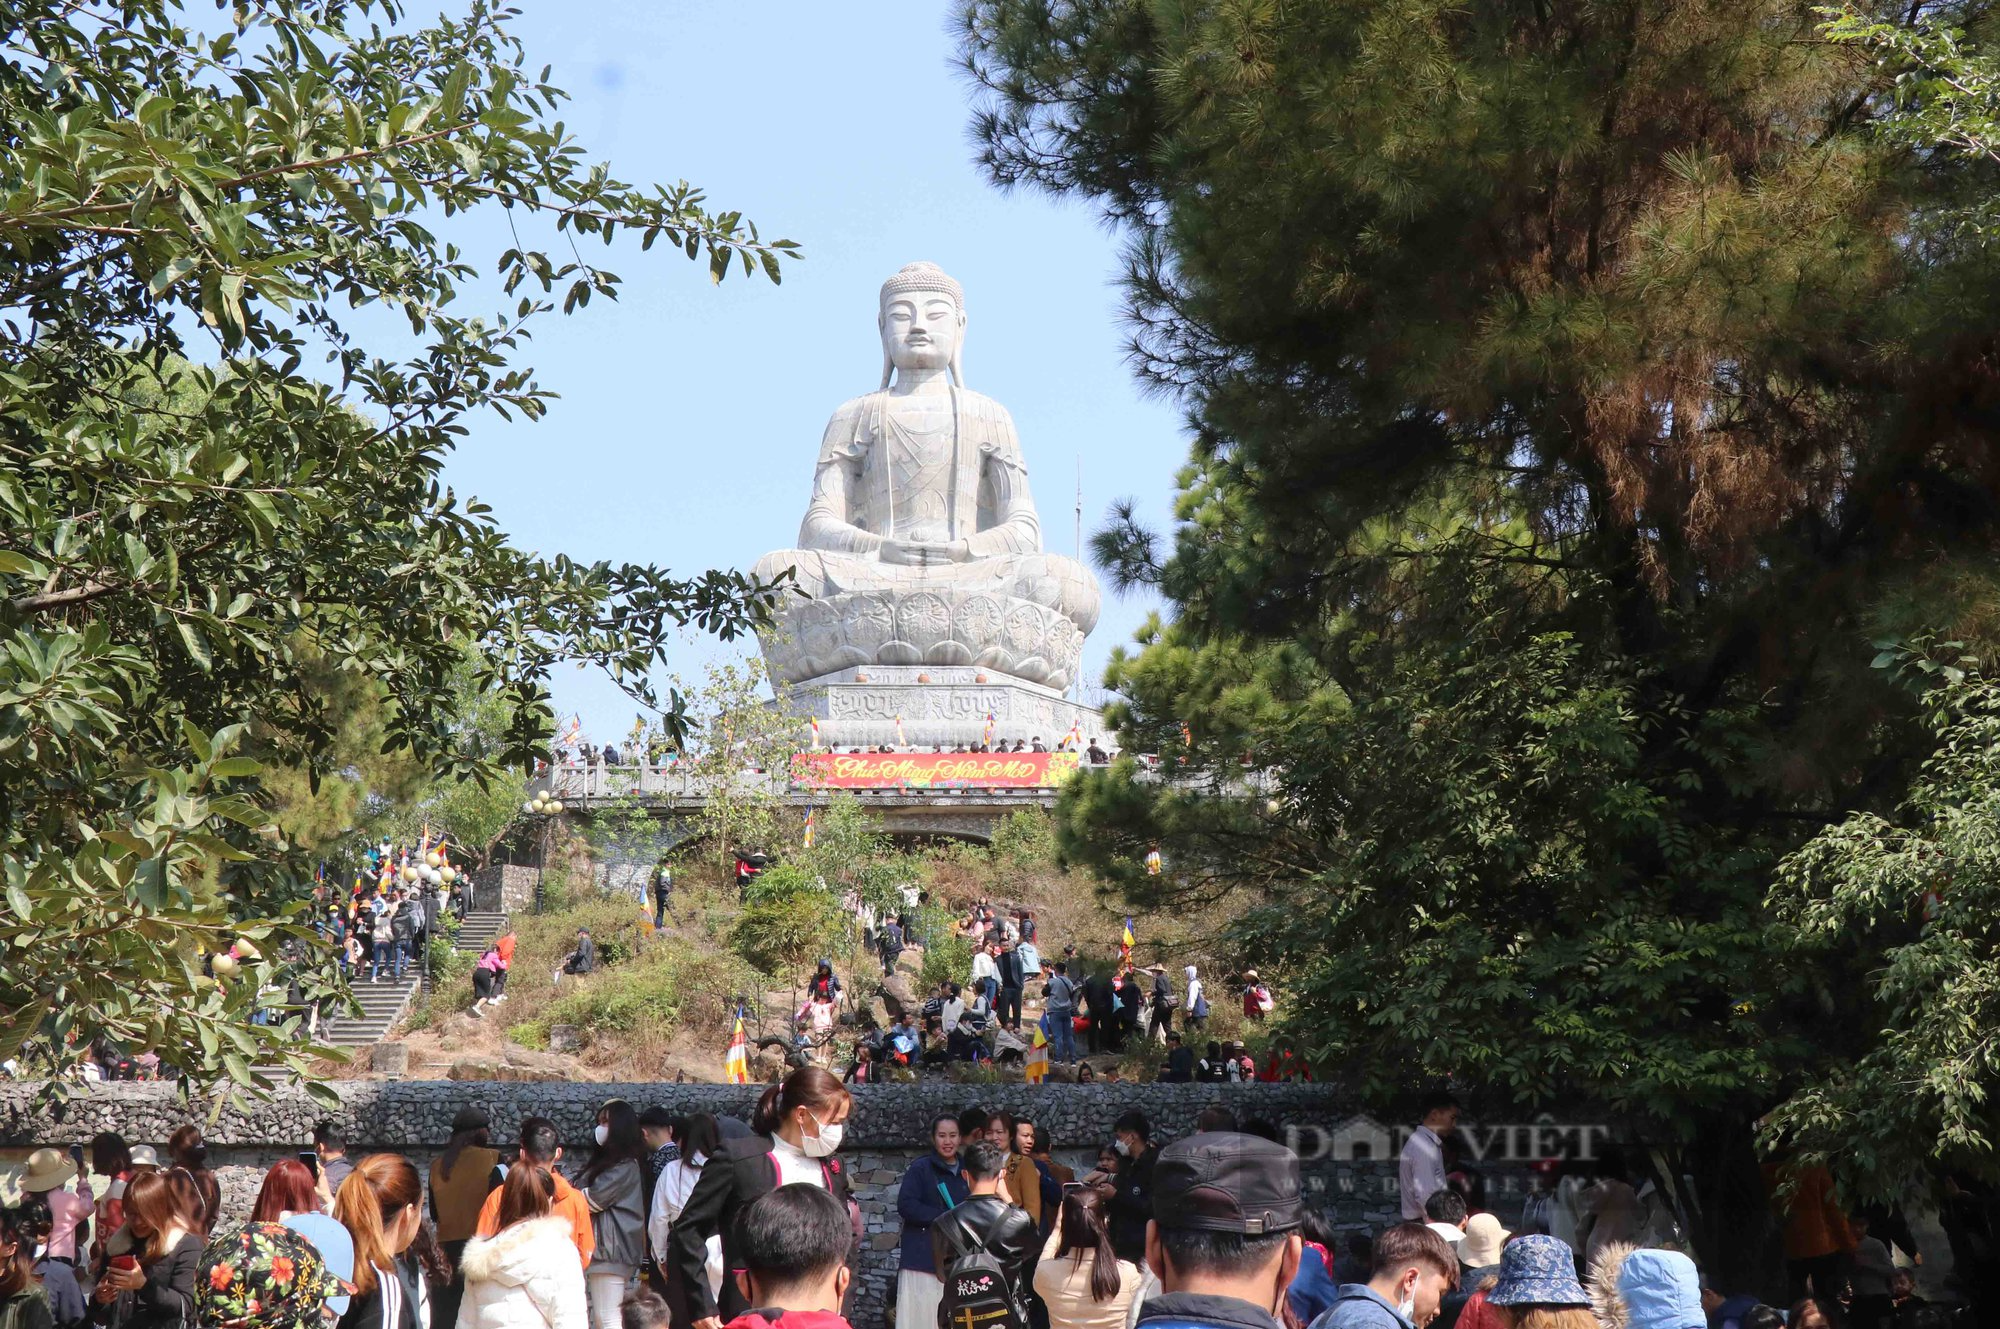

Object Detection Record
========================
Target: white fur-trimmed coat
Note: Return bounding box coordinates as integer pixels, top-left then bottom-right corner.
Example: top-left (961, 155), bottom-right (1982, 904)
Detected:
top-left (456, 1215), bottom-right (587, 1329)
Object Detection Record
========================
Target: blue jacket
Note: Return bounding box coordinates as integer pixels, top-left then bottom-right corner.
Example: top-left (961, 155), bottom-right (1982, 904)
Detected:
top-left (896, 1153), bottom-right (969, 1273)
top-left (1287, 1244), bottom-right (1341, 1326)
top-left (1307, 1285), bottom-right (1414, 1329)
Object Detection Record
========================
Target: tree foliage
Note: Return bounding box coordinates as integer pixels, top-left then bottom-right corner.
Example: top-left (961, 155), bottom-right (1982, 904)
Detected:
top-left (0, 0), bottom-right (792, 1091)
top-left (1769, 647), bottom-right (2000, 1192)
top-left (960, 0), bottom-right (2000, 1245)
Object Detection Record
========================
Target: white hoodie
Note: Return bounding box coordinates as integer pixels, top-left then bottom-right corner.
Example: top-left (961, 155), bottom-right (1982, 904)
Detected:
top-left (457, 1214), bottom-right (587, 1329)
top-left (1184, 966), bottom-right (1204, 1015)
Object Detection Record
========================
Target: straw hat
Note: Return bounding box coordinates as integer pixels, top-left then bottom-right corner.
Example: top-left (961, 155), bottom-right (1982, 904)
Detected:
top-left (20, 1147), bottom-right (77, 1192)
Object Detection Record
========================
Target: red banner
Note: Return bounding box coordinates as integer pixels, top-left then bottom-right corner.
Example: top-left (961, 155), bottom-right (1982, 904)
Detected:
top-left (792, 751), bottom-right (1081, 789)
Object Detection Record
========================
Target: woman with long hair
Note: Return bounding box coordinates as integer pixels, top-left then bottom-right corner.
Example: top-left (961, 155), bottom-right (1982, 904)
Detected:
top-left (249, 1159), bottom-right (321, 1224)
top-left (457, 1167), bottom-right (586, 1329)
top-left (90, 1172), bottom-right (200, 1329)
top-left (665, 1068), bottom-right (854, 1329)
top-left (575, 1099), bottom-right (648, 1329)
top-left (164, 1127), bottom-right (220, 1236)
top-left (648, 1115), bottom-right (720, 1329)
top-left (0, 1207), bottom-right (52, 1329)
top-left (334, 1155), bottom-right (444, 1329)
top-left (1033, 1185), bottom-right (1142, 1329)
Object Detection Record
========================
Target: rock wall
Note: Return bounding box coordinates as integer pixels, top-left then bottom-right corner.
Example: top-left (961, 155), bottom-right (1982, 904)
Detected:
top-left (0, 1082), bottom-right (1575, 1329)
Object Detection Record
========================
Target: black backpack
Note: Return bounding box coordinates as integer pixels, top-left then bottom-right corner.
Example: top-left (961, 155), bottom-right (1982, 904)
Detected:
top-left (935, 1206), bottom-right (1028, 1329)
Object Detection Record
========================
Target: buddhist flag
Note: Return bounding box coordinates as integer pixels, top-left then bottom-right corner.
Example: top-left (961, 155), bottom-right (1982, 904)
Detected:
top-left (808, 716), bottom-right (822, 750)
top-left (560, 713), bottom-right (584, 750)
top-left (723, 1010), bottom-right (750, 1084)
top-left (1181, 721), bottom-right (1193, 749)
top-left (983, 711), bottom-right (996, 749)
top-left (1059, 721), bottom-right (1082, 751)
top-left (803, 806), bottom-right (816, 850)
top-left (1024, 1022), bottom-right (1049, 1084)
top-left (894, 714), bottom-right (906, 746)
top-left (1120, 916), bottom-right (1135, 964)
top-left (1145, 847), bottom-right (1162, 877)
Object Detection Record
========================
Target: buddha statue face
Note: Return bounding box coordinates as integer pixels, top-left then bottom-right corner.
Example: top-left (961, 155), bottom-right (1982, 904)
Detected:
top-left (878, 287), bottom-right (964, 376)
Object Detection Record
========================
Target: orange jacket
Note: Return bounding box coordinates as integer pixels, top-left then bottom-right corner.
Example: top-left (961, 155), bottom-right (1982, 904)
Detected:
top-left (475, 1167), bottom-right (594, 1267)
top-left (495, 934), bottom-right (516, 967)
top-left (1765, 1163), bottom-right (1853, 1260)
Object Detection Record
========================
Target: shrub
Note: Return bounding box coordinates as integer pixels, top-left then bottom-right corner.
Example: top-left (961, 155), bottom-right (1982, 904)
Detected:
top-left (919, 927), bottom-right (972, 993)
top-left (732, 891), bottom-right (843, 973)
top-left (544, 947), bottom-right (764, 1044)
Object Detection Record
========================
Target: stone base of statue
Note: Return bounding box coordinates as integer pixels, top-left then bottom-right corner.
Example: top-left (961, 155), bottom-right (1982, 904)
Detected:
top-left (779, 665), bottom-right (1104, 752)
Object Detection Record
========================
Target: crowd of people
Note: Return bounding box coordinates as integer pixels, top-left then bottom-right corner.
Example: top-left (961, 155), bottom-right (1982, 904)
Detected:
top-left (833, 896), bottom-right (1290, 1086)
top-left (0, 1069), bottom-right (1973, 1329)
top-left (313, 837), bottom-right (473, 987)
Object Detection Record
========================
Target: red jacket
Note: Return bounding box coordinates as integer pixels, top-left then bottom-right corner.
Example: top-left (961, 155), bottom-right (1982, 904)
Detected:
top-left (723, 1311), bottom-right (853, 1329)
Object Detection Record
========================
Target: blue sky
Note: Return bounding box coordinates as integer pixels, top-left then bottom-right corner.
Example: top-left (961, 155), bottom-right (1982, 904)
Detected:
top-left (424, 1), bottom-right (1186, 745)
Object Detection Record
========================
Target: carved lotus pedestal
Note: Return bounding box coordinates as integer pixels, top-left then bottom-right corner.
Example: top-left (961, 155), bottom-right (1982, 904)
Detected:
top-left (762, 586), bottom-right (1088, 693)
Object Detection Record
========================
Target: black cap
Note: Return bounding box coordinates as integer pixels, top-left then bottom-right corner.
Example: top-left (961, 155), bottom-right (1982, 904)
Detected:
top-left (1152, 1132), bottom-right (1302, 1236)
top-left (450, 1106), bottom-right (490, 1133)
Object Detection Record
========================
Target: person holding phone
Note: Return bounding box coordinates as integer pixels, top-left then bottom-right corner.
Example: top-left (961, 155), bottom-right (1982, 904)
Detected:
top-left (92, 1172), bottom-right (201, 1329)
top-left (19, 1147), bottom-right (93, 1270)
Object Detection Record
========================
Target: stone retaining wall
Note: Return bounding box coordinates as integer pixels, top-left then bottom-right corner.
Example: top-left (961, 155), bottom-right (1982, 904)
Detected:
top-left (0, 1082), bottom-right (1567, 1328)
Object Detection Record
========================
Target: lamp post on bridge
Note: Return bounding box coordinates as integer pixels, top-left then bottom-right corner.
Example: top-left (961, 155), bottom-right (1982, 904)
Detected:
top-left (523, 793), bottom-right (565, 914)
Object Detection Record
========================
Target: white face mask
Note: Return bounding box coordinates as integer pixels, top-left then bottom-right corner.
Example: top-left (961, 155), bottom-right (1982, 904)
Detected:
top-left (1114, 1138), bottom-right (1132, 1157)
top-left (801, 1111), bottom-right (843, 1159)
top-left (594, 1125), bottom-right (609, 1146)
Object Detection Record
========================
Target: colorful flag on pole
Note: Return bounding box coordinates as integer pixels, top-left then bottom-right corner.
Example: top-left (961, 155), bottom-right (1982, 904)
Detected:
top-left (1059, 721), bottom-right (1083, 751)
top-left (723, 1010), bottom-right (750, 1084)
top-left (803, 806), bottom-right (816, 850)
top-left (983, 711), bottom-right (996, 749)
top-left (560, 713), bottom-right (584, 750)
top-left (1181, 721), bottom-right (1193, 749)
top-left (809, 716), bottom-right (822, 750)
top-left (1120, 916), bottom-right (1135, 964)
top-left (1145, 847), bottom-right (1162, 877)
top-left (894, 714), bottom-right (906, 747)
top-left (1024, 1022), bottom-right (1049, 1084)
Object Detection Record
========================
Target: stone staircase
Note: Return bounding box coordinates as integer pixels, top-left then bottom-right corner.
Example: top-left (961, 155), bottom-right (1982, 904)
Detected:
top-left (322, 912), bottom-right (509, 1047)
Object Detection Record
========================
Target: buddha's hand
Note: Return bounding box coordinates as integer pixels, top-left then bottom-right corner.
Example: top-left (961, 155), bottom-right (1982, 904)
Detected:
top-left (881, 539), bottom-right (972, 566)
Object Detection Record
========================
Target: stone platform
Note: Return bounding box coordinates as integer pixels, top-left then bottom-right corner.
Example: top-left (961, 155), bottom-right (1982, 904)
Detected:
top-left (781, 664), bottom-right (1105, 750)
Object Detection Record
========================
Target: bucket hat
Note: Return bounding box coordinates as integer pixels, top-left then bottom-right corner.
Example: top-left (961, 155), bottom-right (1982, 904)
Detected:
top-left (1459, 1212), bottom-right (1510, 1268)
top-left (1487, 1233), bottom-right (1589, 1307)
top-left (197, 1222), bottom-right (339, 1329)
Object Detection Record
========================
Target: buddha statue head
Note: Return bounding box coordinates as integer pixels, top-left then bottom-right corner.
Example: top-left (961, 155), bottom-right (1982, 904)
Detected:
top-left (878, 261), bottom-right (966, 389)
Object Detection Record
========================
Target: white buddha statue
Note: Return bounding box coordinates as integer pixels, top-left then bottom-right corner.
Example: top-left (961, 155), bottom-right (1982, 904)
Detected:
top-left (753, 262), bottom-right (1100, 690)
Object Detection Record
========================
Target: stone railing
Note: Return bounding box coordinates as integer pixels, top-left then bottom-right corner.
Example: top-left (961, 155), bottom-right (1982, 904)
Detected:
top-left (0, 1080), bottom-right (1572, 1326)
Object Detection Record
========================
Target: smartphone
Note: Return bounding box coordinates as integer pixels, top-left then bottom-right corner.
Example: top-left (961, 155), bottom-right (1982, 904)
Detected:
top-left (109, 1255), bottom-right (138, 1272)
top-left (298, 1150), bottom-right (320, 1178)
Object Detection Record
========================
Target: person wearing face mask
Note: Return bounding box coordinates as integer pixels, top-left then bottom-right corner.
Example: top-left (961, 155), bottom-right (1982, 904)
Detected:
top-left (667, 1068), bottom-right (855, 1329)
top-left (575, 1100), bottom-right (650, 1329)
top-left (1104, 1111), bottom-right (1157, 1268)
top-left (1132, 1133), bottom-right (1304, 1329)
top-left (1312, 1223), bottom-right (1459, 1329)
